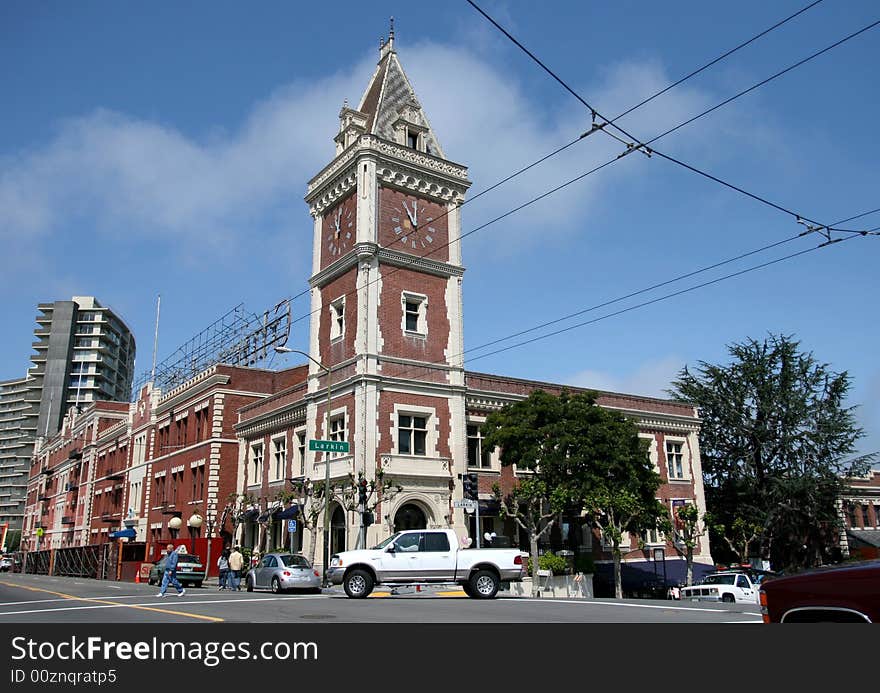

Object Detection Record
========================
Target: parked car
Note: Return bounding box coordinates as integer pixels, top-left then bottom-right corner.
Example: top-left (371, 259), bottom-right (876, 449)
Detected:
top-left (0, 555), bottom-right (13, 572)
top-left (245, 553), bottom-right (322, 594)
top-left (148, 553), bottom-right (205, 588)
top-left (759, 559), bottom-right (880, 623)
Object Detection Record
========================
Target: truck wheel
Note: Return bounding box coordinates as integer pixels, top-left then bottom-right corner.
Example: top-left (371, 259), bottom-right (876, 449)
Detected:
top-left (470, 570), bottom-right (499, 599)
top-left (344, 569), bottom-right (374, 599)
top-left (462, 582), bottom-right (476, 598)
top-left (721, 593), bottom-right (735, 603)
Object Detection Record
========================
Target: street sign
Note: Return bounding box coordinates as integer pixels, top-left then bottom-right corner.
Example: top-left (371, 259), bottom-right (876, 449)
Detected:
top-left (454, 499), bottom-right (478, 513)
top-left (309, 439), bottom-right (349, 453)
top-left (287, 520), bottom-right (297, 533)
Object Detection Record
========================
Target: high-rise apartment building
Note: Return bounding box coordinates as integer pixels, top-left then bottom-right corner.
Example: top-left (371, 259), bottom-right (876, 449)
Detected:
top-left (29, 296), bottom-right (137, 438)
top-left (0, 297), bottom-right (136, 535)
top-left (0, 375), bottom-right (36, 533)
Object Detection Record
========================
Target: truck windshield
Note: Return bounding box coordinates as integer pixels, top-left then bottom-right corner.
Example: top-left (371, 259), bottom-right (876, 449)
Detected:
top-left (372, 533), bottom-right (401, 550)
top-left (702, 574), bottom-right (737, 585)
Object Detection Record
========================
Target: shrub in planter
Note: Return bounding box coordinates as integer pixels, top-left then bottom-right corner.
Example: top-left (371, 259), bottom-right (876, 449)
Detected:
top-left (526, 551), bottom-right (569, 576)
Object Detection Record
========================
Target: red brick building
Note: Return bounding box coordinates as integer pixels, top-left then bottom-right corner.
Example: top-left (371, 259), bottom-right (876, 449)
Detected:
top-left (234, 33), bottom-right (713, 591)
top-left (23, 32), bottom-right (714, 592)
top-left (840, 470), bottom-right (880, 560)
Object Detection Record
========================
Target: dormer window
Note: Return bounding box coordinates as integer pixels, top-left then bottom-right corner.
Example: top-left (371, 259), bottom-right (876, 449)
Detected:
top-left (407, 130), bottom-right (419, 150)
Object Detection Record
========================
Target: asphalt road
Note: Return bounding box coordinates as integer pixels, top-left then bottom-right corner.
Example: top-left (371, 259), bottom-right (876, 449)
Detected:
top-left (0, 573), bottom-right (763, 623)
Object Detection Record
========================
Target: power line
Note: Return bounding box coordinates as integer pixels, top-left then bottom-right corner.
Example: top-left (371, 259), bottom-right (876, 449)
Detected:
top-left (464, 234), bottom-right (865, 365)
top-left (610, 0), bottom-right (826, 123)
top-left (284, 7), bottom-right (877, 342)
top-left (466, 0), bottom-right (880, 229)
top-left (280, 3), bottom-right (823, 315)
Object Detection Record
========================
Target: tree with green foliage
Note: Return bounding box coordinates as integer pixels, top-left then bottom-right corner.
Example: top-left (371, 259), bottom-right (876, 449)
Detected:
top-left (664, 503), bottom-right (710, 586)
top-left (670, 334), bottom-right (875, 571)
top-left (483, 389), bottom-right (663, 599)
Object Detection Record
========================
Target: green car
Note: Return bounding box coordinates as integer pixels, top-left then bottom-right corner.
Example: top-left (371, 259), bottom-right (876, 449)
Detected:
top-left (148, 553), bottom-right (206, 588)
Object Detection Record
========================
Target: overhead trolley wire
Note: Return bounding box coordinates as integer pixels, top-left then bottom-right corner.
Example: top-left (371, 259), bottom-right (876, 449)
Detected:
top-left (466, 0), bottom-right (880, 230)
top-left (278, 1), bottom-right (826, 315)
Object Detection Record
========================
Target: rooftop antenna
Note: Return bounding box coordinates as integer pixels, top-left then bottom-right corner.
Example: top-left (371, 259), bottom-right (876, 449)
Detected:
top-left (151, 294), bottom-right (161, 382)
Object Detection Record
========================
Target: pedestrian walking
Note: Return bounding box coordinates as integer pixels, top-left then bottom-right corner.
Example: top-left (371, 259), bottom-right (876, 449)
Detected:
top-left (228, 545), bottom-right (244, 591)
top-left (157, 544), bottom-right (187, 597)
top-left (217, 546), bottom-right (231, 590)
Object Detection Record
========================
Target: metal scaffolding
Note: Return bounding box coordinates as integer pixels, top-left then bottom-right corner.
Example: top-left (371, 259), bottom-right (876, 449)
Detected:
top-left (131, 298), bottom-right (291, 396)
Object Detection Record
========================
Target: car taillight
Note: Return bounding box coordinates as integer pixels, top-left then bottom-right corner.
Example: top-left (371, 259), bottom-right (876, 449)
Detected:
top-left (759, 590), bottom-right (770, 624)
top-left (283, 571), bottom-right (291, 577)
top-left (313, 570), bottom-right (320, 577)
top-left (514, 555), bottom-right (523, 565)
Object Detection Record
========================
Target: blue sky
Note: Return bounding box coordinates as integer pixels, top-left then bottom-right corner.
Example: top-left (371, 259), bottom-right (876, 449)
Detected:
top-left (2, 1), bottom-right (878, 461)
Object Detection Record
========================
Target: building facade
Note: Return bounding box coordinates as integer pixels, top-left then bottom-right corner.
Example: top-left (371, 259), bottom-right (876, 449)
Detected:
top-left (0, 375), bottom-right (36, 535)
top-left (840, 470), bottom-right (880, 560)
top-left (20, 32), bottom-right (714, 592)
top-left (1, 296), bottom-right (136, 536)
top-left (234, 33), bottom-right (713, 590)
top-left (30, 296), bottom-right (136, 437)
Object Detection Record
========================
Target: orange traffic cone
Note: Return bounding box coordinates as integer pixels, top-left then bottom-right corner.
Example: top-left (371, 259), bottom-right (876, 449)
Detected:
top-left (135, 571), bottom-right (140, 584)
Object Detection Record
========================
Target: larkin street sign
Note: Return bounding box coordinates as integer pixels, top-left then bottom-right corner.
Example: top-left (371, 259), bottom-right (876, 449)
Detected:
top-left (309, 439), bottom-right (350, 453)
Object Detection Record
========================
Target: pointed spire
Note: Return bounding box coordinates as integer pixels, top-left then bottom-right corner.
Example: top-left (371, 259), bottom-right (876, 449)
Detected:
top-left (389, 16), bottom-right (395, 44)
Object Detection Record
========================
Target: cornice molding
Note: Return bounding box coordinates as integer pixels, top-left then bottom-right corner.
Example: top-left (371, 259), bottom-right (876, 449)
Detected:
top-left (236, 403), bottom-right (308, 440)
top-left (465, 393), bottom-right (701, 433)
top-left (307, 135), bottom-right (471, 216)
top-left (310, 243), bottom-right (465, 288)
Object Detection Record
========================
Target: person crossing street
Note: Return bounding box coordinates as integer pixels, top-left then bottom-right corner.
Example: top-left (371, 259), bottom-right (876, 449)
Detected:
top-left (157, 544), bottom-right (187, 597)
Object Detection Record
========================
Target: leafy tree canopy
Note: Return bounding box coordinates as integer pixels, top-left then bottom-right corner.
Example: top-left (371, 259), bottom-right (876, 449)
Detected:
top-left (670, 333), bottom-right (874, 570)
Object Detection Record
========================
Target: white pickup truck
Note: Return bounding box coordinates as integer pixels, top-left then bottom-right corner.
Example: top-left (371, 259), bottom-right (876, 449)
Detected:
top-left (327, 528), bottom-right (525, 599)
top-left (679, 570), bottom-right (761, 604)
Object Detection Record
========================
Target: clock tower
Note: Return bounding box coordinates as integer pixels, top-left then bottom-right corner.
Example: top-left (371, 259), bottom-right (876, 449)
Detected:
top-left (304, 25), bottom-right (472, 546)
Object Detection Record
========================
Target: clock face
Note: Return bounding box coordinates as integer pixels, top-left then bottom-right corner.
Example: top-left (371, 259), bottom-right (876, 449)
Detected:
top-left (384, 192), bottom-right (441, 252)
top-left (324, 195), bottom-right (356, 259)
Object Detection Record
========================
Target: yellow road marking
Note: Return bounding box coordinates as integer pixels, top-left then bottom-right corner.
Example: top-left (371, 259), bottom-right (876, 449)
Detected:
top-left (0, 580), bottom-right (223, 622)
top-left (436, 590), bottom-right (466, 596)
top-left (368, 591), bottom-right (391, 598)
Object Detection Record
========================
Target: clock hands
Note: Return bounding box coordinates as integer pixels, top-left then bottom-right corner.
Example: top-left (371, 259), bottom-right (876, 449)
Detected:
top-left (402, 200), bottom-right (418, 229)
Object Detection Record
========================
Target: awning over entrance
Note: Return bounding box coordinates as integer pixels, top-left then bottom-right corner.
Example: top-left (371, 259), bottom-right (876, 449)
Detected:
top-left (109, 528), bottom-right (137, 539)
top-left (275, 505), bottom-right (299, 520)
top-left (239, 508), bottom-right (260, 522)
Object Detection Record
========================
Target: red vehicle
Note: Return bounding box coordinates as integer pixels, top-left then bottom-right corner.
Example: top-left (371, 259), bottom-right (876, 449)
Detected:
top-left (759, 559), bottom-right (880, 623)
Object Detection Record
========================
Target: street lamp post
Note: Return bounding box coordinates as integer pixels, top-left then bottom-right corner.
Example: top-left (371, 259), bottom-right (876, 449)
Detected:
top-left (167, 515), bottom-right (182, 542)
top-left (276, 346), bottom-right (333, 587)
top-left (187, 512), bottom-right (203, 554)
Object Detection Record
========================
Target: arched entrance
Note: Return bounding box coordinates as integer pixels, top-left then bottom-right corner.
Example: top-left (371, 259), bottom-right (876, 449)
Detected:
top-left (330, 505), bottom-right (346, 555)
top-left (394, 503), bottom-right (427, 532)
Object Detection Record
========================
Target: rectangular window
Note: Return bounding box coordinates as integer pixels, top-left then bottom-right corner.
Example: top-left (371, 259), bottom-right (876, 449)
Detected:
top-left (405, 301), bottom-right (419, 331)
top-left (407, 131), bottom-right (419, 149)
top-left (296, 431), bottom-right (307, 476)
top-left (272, 437), bottom-right (286, 481)
top-left (251, 444), bottom-right (264, 485)
top-left (402, 292), bottom-right (427, 335)
top-left (329, 415), bottom-right (346, 458)
top-left (398, 414), bottom-right (427, 456)
top-left (424, 532), bottom-right (450, 552)
top-left (862, 504), bottom-right (871, 528)
top-left (467, 424), bottom-right (492, 469)
top-left (666, 441), bottom-right (684, 479)
top-left (330, 298), bottom-right (345, 341)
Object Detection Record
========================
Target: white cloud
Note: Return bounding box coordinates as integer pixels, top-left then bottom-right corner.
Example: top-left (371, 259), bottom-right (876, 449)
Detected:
top-left (565, 356), bottom-right (684, 398)
top-left (0, 40), bottom-right (773, 274)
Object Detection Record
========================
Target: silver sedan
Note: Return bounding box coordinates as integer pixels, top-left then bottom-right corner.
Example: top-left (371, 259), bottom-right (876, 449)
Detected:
top-left (245, 553), bottom-right (322, 594)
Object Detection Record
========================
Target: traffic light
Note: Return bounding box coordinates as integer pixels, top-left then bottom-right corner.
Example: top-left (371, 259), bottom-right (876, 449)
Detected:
top-left (463, 473), bottom-right (478, 501)
top-left (358, 477), bottom-right (368, 505)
